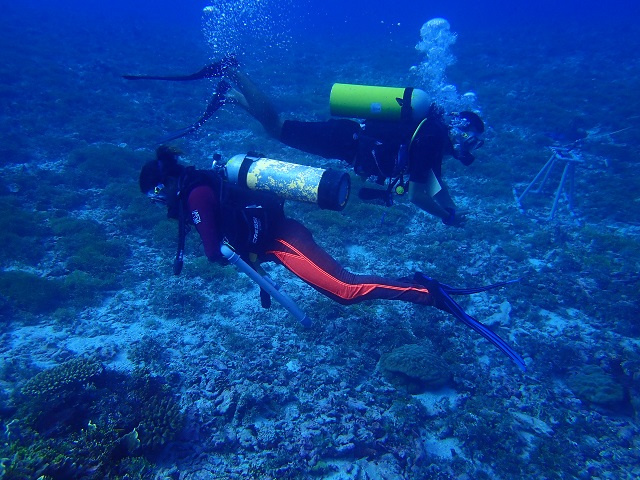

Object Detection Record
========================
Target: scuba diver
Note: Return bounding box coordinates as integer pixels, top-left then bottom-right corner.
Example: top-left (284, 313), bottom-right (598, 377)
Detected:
top-left (139, 145), bottom-right (526, 370)
top-left (123, 57), bottom-right (485, 227)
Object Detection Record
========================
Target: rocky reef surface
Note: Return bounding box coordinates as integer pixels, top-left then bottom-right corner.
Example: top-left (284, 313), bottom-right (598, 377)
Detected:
top-left (1, 4), bottom-right (639, 479)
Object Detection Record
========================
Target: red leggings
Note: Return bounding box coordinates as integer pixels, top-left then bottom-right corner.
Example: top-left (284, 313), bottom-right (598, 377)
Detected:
top-left (264, 219), bottom-right (434, 306)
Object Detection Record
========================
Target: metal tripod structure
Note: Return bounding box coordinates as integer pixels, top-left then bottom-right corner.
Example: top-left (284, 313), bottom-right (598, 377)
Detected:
top-left (514, 145), bottom-right (584, 220)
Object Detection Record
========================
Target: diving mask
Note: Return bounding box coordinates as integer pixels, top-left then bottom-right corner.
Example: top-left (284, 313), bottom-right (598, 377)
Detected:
top-left (449, 110), bottom-right (485, 154)
top-left (453, 129), bottom-right (484, 153)
top-left (450, 128), bottom-right (484, 166)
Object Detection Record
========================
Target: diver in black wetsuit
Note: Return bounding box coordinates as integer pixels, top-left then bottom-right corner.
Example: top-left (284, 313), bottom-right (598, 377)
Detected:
top-left (123, 57), bottom-right (485, 227)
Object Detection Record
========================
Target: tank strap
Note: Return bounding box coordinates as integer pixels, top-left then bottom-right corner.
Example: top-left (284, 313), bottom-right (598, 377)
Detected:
top-left (232, 151), bottom-right (266, 187)
top-left (401, 87), bottom-right (414, 121)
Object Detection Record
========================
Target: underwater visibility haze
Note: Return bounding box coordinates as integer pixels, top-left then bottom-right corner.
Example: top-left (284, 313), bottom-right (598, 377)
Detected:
top-left (1, 0), bottom-right (640, 478)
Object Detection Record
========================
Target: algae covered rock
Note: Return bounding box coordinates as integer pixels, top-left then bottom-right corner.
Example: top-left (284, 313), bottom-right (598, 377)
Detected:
top-left (21, 357), bottom-right (104, 398)
top-left (566, 364), bottom-right (625, 407)
top-left (379, 343), bottom-right (452, 394)
top-left (0, 270), bottom-right (66, 313)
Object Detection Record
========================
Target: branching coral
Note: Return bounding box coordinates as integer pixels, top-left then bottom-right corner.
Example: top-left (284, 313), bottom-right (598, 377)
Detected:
top-left (21, 358), bottom-right (104, 399)
top-left (136, 395), bottom-right (184, 451)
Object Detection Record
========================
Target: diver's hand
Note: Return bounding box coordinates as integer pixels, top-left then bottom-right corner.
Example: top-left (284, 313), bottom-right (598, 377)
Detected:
top-left (442, 208), bottom-right (467, 227)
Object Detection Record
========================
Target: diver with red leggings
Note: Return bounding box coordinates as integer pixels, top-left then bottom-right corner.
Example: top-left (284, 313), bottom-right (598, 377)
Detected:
top-left (139, 146), bottom-right (526, 370)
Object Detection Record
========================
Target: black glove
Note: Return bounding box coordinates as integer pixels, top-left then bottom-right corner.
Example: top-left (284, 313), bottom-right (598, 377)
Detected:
top-left (260, 288), bottom-right (272, 309)
top-left (442, 208), bottom-right (467, 227)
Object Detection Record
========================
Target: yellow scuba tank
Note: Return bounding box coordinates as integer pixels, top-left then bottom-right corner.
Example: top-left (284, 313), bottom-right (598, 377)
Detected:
top-left (330, 83), bottom-right (430, 122)
top-left (224, 153), bottom-right (351, 211)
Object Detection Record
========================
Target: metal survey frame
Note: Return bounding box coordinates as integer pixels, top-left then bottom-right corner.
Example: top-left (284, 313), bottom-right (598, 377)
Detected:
top-left (514, 144), bottom-right (584, 220)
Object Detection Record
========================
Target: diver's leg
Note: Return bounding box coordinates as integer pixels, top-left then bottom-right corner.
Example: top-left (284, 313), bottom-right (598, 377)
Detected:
top-left (265, 219), bottom-right (434, 306)
top-left (279, 119), bottom-right (360, 162)
top-left (224, 69), bottom-right (283, 138)
top-left (265, 220), bottom-right (525, 368)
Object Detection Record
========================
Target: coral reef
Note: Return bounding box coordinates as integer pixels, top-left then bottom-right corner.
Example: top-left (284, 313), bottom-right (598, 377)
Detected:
top-left (1, 5), bottom-right (640, 480)
top-left (378, 343), bottom-right (452, 394)
top-left (3, 360), bottom-right (184, 479)
top-left (21, 358), bottom-right (104, 399)
top-left (0, 199), bottom-right (49, 266)
top-left (0, 271), bottom-right (66, 314)
top-left (566, 364), bottom-right (626, 407)
top-left (137, 394), bottom-right (185, 451)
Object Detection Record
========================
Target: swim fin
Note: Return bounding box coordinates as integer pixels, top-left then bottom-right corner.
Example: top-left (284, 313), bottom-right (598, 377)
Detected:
top-left (155, 80), bottom-right (232, 144)
top-left (436, 278), bottom-right (520, 296)
top-left (414, 273), bottom-right (526, 371)
top-left (123, 56), bottom-right (239, 82)
top-left (157, 125), bottom-right (198, 144)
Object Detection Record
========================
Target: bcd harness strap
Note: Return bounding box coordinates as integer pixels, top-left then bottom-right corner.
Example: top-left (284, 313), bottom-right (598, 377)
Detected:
top-left (173, 171), bottom-right (190, 275)
top-left (358, 117), bottom-right (428, 207)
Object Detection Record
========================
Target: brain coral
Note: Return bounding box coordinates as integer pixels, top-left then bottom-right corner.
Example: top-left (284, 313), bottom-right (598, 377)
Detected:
top-left (379, 343), bottom-right (451, 394)
top-left (566, 364), bottom-right (625, 407)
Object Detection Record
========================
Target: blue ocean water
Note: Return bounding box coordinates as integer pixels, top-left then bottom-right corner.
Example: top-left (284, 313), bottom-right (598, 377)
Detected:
top-left (1, 0), bottom-right (640, 478)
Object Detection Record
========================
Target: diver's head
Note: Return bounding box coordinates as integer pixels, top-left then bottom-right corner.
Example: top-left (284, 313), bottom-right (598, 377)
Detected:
top-left (448, 111), bottom-right (485, 166)
top-left (139, 145), bottom-right (184, 204)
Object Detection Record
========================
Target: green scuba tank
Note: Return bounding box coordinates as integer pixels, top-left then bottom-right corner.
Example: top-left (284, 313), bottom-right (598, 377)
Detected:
top-left (329, 83), bottom-right (431, 122)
